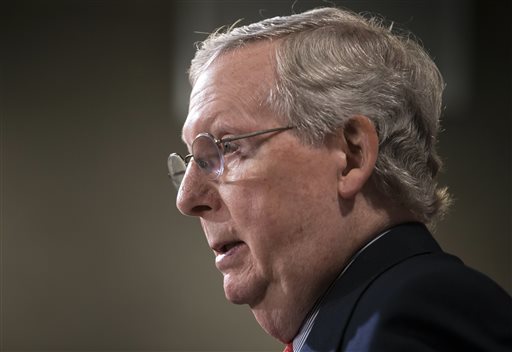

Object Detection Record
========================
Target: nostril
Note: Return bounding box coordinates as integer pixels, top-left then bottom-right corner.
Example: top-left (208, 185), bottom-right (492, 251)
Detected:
top-left (191, 205), bottom-right (212, 214)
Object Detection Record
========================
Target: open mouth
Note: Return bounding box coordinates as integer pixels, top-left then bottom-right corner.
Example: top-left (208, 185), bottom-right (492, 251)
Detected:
top-left (216, 241), bottom-right (244, 255)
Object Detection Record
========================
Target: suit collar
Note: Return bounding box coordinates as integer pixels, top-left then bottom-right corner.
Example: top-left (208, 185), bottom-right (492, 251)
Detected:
top-left (300, 222), bottom-right (442, 352)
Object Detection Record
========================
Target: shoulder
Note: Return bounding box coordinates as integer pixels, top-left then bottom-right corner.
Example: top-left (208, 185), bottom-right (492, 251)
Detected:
top-left (343, 251), bottom-right (512, 351)
top-left (368, 251), bottom-right (510, 305)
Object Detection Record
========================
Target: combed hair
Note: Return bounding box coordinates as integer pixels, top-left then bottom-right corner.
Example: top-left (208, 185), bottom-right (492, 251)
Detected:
top-left (189, 7), bottom-right (451, 226)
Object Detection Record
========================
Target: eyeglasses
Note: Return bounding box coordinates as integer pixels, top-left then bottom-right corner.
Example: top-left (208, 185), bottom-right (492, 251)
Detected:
top-left (168, 126), bottom-right (294, 189)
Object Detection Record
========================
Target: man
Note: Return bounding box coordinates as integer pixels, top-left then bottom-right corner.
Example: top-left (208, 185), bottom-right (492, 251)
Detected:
top-left (168, 7), bottom-right (512, 352)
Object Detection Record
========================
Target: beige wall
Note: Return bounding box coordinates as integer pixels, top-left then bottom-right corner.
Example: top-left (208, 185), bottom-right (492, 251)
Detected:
top-left (1, 0), bottom-right (510, 350)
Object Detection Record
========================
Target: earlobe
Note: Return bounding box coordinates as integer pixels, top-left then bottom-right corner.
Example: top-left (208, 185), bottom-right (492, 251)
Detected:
top-left (337, 115), bottom-right (379, 199)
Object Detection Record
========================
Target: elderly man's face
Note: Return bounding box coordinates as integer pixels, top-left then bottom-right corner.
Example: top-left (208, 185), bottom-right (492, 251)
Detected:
top-left (177, 42), bottom-right (352, 326)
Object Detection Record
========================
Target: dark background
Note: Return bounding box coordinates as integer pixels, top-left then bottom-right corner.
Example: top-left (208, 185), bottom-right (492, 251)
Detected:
top-left (1, 0), bottom-right (510, 350)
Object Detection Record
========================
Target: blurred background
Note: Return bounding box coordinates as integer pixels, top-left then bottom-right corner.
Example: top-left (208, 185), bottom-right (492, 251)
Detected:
top-left (0, 0), bottom-right (510, 350)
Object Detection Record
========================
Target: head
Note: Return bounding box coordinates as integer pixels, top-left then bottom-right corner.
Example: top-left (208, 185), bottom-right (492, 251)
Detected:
top-left (175, 7), bottom-right (450, 342)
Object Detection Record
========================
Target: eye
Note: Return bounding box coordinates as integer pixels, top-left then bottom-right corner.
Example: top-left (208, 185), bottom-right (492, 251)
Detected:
top-left (221, 141), bottom-right (239, 155)
top-left (184, 155), bottom-right (193, 166)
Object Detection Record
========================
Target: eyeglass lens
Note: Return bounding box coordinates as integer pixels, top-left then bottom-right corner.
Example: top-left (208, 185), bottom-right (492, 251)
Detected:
top-left (168, 154), bottom-right (186, 189)
top-left (167, 133), bottom-right (224, 189)
top-left (192, 134), bottom-right (224, 178)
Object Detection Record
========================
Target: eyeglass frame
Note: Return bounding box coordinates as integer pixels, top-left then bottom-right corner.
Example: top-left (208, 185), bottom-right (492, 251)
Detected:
top-left (168, 125), bottom-right (294, 188)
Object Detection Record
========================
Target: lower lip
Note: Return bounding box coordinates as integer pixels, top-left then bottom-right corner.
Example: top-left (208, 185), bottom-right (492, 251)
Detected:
top-left (215, 242), bottom-right (247, 271)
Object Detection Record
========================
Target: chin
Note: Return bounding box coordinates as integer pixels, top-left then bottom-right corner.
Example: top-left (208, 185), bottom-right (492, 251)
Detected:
top-left (222, 273), bottom-right (265, 306)
top-left (224, 290), bottom-right (246, 305)
top-left (223, 277), bottom-right (250, 305)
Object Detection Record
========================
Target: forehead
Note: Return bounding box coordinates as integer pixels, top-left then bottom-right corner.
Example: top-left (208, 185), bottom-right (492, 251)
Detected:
top-left (182, 41), bottom-right (278, 144)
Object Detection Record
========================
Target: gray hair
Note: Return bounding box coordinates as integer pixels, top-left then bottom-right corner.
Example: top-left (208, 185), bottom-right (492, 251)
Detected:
top-left (189, 7), bottom-right (451, 225)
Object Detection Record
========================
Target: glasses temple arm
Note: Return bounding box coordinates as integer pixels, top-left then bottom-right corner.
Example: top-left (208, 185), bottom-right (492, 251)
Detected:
top-left (220, 126), bottom-right (294, 143)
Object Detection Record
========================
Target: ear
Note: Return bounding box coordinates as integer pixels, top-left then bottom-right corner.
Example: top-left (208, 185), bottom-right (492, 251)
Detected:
top-left (337, 115), bottom-right (378, 199)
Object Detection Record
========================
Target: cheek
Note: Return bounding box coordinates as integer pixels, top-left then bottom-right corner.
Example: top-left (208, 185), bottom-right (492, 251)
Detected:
top-left (229, 173), bottom-right (338, 252)
top-left (227, 182), bottom-right (287, 233)
top-left (224, 143), bottom-right (340, 238)
top-left (222, 181), bottom-right (294, 260)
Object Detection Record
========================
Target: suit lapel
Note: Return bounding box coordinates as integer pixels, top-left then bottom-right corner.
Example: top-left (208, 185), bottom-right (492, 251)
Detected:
top-left (301, 222), bottom-right (442, 352)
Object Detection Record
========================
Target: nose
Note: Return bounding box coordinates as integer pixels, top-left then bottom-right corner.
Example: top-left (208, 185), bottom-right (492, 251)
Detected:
top-left (176, 161), bottom-right (216, 217)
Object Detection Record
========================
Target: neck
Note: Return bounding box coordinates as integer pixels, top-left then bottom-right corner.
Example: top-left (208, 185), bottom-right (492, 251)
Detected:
top-left (250, 282), bottom-right (317, 343)
top-left (250, 193), bottom-right (418, 343)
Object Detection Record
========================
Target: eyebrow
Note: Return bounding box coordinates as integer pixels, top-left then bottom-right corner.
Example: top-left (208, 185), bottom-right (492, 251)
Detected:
top-left (180, 112), bottom-right (229, 145)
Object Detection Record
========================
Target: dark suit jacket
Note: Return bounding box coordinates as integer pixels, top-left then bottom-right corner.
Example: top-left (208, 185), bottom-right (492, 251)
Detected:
top-left (301, 223), bottom-right (512, 351)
